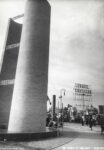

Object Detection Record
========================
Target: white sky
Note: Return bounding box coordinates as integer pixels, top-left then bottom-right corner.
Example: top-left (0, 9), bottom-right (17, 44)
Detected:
top-left (0, 0), bottom-right (104, 108)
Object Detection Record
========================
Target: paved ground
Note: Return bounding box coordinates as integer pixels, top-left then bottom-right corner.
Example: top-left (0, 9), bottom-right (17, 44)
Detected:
top-left (54, 123), bottom-right (104, 150)
top-left (0, 123), bottom-right (104, 150)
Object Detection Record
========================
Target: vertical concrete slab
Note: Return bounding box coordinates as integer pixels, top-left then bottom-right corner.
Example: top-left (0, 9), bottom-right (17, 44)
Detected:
top-left (0, 19), bottom-right (22, 128)
top-left (8, 0), bottom-right (51, 133)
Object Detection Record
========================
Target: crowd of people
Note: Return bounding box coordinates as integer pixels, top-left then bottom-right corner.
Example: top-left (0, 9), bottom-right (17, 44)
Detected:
top-left (46, 113), bottom-right (63, 129)
top-left (81, 114), bottom-right (96, 130)
top-left (46, 112), bottom-right (104, 134)
top-left (79, 114), bottom-right (104, 133)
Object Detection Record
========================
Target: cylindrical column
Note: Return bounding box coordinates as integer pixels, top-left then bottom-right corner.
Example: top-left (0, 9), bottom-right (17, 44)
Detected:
top-left (8, 0), bottom-right (51, 133)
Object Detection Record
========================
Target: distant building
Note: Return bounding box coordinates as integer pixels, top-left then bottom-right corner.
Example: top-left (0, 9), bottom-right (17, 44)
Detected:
top-left (0, 15), bottom-right (22, 127)
top-left (73, 83), bottom-right (92, 112)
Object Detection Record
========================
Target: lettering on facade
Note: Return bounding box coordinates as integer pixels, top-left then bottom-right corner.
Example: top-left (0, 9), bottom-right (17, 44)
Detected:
top-left (74, 83), bottom-right (92, 111)
top-left (6, 43), bottom-right (20, 50)
top-left (0, 79), bottom-right (15, 86)
top-left (74, 83), bottom-right (92, 96)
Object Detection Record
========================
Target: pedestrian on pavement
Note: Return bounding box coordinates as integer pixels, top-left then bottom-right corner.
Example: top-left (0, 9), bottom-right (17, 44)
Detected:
top-left (89, 115), bottom-right (93, 130)
top-left (85, 115), bottom-right (89, 126)
top-left (81, 115), bottom-right (85, 126)
top-left (100, 115), bottom-right (104, 135)
top-left (92, 115), bottom-right (96, 126)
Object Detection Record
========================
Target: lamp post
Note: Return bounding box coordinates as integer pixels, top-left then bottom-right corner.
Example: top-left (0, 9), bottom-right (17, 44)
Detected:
top-left (58, 89), bottom-right (66, 128)
top-left (59, 89), bottom-right (66, 112)
top-left (82, 93), bottom-right (85, 112)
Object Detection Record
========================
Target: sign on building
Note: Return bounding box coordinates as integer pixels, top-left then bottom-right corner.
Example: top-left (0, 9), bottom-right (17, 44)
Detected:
top-left (74, 83), bottom-right (92, 111)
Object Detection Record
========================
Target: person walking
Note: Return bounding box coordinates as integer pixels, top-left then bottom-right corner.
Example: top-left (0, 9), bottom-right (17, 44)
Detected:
top-left (92, 115), bottom-right (96, 126)
top-left (81, 115), bottom-right (85, 126)
top-left (89, 115), bottom-right (93, 130)
top-left (85, 115), bottom-right (89, 126)
top-left (100, 115), bottom-right (104, 135)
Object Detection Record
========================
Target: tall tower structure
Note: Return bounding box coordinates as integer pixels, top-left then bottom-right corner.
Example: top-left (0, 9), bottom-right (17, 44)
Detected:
top-left (0, 18), bottom-right (22, 128)
top-left (8, 0), bottom-right (51, 133)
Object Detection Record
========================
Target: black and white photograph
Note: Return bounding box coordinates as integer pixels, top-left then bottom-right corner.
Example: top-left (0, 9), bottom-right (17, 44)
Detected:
top-left (0, 0), bottom-right (104, 149)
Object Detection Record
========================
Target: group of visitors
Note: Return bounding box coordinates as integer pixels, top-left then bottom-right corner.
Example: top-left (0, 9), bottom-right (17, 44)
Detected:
top-left (81, 114), bottom-right (104, 133)
top-left (46, 112), bottom-right (104, 134)
top-left (46, 113), bottom-right (63, 128)
top-left (81, 114), bottom-right (94, 130)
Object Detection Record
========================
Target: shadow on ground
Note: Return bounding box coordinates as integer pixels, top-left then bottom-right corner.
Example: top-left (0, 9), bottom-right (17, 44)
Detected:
top-left (0, 126), bottom-right (103, 150)
top-left (0, 128), bottom-right (79, 150)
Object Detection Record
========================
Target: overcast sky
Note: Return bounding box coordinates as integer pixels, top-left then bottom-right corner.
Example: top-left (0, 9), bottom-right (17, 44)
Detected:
top-left (0, 0), bottom-right (104, 108)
